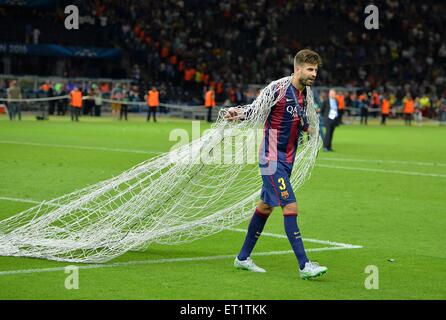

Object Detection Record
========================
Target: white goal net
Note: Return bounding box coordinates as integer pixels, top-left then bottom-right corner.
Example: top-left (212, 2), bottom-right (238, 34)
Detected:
top-left (0, 76), bottom-right (321, 263)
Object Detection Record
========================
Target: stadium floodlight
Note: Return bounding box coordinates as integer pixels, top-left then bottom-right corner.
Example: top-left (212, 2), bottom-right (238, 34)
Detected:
top-left (0, 76), bottom-right (321, 263)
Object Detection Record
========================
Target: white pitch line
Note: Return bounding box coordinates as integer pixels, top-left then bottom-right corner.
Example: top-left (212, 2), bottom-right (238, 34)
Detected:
top-left (318, 157), bottom-right (446, 167)
top-left (317, 164), bottom-right (446, 178)
top-left (2, 141), bottom-right (444, 180)
top-left (0, 196), bottom-right (363, 276)
top-left (0, 196), bottom-right (42, 205)
top-left (0, 245), bottom-right (363, 277)
top-left (228, 228), bottom-right (362, 249)
top-left (0, 197), bottom-right (364, 250)
top-left (0, 197), bottom-right (60, 208)
top-left (2, 139), bottom-right (445, 169)
top-left (0, 140), bottom-right (163, 155)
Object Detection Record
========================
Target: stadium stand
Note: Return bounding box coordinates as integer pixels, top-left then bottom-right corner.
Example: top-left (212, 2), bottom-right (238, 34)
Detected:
top-left (0, 0), bottom-right (445, 118)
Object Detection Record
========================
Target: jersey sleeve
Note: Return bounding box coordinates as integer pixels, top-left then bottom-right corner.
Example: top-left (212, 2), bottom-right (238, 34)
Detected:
top-left (241, 86), bottom-right (280, 120)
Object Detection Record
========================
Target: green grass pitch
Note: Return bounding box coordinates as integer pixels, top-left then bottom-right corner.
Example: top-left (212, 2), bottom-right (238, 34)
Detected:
top-left (0, 114), bottom-right (445, 300)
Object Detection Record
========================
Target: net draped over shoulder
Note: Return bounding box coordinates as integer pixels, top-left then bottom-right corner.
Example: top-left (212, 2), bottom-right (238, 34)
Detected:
top-left (0, 76), bottom-right (321, 263)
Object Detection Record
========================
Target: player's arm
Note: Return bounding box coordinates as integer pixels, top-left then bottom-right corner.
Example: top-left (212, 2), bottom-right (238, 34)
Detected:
top-left (224, 104), bottom-right (252, 121)
top-left (298, 100), bottom-right (310, 132)
top-left (224, 85), bottom-right (282, 122)
top-left (225, 90), bottom-right (274, 121)
top-left (301, 118), bottom-right (310, 133)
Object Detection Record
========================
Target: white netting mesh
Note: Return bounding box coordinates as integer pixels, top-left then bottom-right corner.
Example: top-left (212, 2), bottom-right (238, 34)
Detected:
top-left (0, 76), bottom-right (321, 263)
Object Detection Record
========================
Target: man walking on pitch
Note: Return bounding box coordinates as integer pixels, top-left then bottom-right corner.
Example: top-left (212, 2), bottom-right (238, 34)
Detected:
top-left (381, 94), bottom-right (390, 125)
top-left (403, 93), bottom-right (415, 126)
top-left (146, 86), bottom-right (159, 122)
top-left (204, 87), bottom-right (216, 122)
top-left (225, 49), bottom-right (328, 280)
top-left (69, 86), bottom-right (83, 122)
top-left (7, 80), bottom-right (22, 121)
top-left (321, 88), bottom-right (339, 152)
top-left (359, 92), bottom-right (368, 125)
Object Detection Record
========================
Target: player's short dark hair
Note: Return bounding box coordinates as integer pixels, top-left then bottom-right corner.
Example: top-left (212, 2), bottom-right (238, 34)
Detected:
top-left (294, 49), bottom-right (322, 68)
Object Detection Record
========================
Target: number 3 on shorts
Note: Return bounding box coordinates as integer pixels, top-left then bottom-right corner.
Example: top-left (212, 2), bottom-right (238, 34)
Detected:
top-left (277, 177), bottom-right (286, 190)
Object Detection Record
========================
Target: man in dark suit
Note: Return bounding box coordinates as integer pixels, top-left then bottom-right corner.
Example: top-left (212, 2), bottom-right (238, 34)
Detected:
top-left (320, 89), bottom-right (339, 152)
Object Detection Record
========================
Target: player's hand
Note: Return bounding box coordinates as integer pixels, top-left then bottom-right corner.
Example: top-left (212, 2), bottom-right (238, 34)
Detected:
top-left (224, 107), bottom-right (243, 121)
top-left (307, 126), bottom-right (315, 135)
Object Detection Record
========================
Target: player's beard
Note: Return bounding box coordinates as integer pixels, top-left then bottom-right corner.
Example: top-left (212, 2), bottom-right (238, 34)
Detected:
top-left (300, 76), bottom-right (315, 87)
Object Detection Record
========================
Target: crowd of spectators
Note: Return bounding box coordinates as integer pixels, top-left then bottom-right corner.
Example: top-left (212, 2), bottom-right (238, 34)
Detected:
top-left (0, 0), bottom-right (445, 106)
top-left (315, 89), bottom-right (446, 125)
top-left (97, 0), bottom-right (445, 104)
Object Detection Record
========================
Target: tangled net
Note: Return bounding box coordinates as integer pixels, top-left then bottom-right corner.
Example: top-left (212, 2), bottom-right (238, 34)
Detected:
top-left (0, 76), bottom-right (321, 263)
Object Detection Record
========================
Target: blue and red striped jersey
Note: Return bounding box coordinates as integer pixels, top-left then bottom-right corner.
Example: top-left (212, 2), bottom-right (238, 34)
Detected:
top-left (260, 84), bottom-right (308, 164)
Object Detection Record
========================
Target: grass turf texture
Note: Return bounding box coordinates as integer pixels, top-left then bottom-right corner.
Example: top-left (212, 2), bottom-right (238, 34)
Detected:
top-left (0, 114), bottom-right (445, 300)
